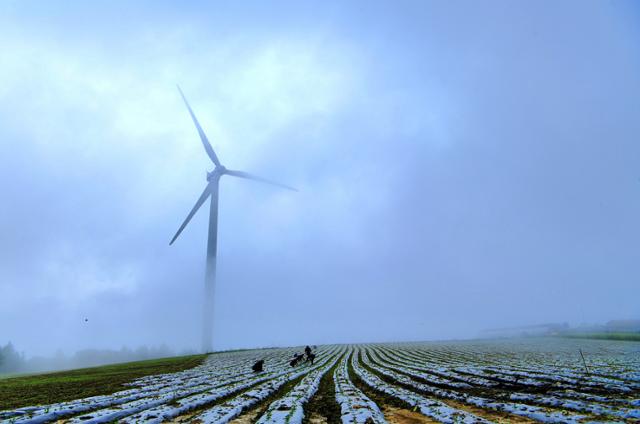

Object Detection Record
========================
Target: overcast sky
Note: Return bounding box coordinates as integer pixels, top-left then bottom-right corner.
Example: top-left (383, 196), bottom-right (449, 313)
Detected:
top-left (1, 1), bottom-right (639, 356)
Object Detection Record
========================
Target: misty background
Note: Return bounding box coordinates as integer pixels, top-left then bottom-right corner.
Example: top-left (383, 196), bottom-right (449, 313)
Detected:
top-left (1, 1), bottom-right (639, 364)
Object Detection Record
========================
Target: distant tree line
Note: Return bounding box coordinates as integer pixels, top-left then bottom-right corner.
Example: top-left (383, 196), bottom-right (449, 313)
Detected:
top-left (0, 342), bottom-right (25, 374)
top-left (0, 342), bottom-right (196, 375)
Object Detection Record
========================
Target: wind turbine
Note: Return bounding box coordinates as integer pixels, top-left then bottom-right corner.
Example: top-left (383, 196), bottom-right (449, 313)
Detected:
top-left (170, 86), bottom-right (296, 353)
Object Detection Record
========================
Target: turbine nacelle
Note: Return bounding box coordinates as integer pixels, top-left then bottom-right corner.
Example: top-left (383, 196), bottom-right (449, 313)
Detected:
top-left (207, 166), bottom-right (227, 181)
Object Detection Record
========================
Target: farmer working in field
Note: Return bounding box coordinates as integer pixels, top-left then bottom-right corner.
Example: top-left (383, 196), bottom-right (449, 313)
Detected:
top-left (252, 359), bottom-right (264, 372)
top-left (304, 345), bottom-right (316, 364)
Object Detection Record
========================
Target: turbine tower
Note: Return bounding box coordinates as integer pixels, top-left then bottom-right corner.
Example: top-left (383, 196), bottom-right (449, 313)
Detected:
top-left (170, 86), bottom-right (296, 353)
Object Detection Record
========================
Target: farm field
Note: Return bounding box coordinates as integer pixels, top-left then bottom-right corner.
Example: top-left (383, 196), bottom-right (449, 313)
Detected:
top-left (1, 338), bottom-right (638, 423)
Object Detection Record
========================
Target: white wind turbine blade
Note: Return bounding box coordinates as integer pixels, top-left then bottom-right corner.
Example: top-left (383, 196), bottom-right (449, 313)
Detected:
top-left (224, 169), bottom-right (298, 191)
top-left (170, 182), bottom-right (214, 245)
top-left (177, 85), bottom-right (221, 167)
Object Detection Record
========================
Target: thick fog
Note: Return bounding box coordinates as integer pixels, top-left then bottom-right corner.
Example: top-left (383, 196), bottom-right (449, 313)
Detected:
top-left (1, 1), bottom-right (639, 358)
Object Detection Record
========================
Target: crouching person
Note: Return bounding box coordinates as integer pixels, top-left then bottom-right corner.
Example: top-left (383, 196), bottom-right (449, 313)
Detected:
top-left (252, 359), bottom-right (264, 372)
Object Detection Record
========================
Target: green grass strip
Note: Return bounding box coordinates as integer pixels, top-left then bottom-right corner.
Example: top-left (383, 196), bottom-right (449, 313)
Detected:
top-left (0, 354), bottom-right (207, 410)
top-left (559, 333), bottom-right (640, 342)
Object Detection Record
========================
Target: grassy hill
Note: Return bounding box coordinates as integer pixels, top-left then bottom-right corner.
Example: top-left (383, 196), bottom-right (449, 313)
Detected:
top-left (0, 354), bottom-right (206, 410)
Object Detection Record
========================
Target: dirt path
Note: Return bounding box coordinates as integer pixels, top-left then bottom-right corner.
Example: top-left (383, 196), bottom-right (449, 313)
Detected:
top-left (382, 405), bottom-right (439, 423)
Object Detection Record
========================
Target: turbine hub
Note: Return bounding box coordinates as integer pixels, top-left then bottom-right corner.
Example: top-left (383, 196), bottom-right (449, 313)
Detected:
top-left (207, 166), bottom-right (226, 181)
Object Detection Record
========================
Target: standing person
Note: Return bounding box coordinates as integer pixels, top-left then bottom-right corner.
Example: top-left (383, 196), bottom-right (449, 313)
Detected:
top-left (305, 345), bottom-right (314, 363)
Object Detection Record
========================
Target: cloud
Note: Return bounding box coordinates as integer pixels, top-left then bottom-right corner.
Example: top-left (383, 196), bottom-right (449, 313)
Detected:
top-left (1, 0), bottom-right (639, 356)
